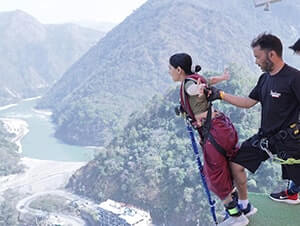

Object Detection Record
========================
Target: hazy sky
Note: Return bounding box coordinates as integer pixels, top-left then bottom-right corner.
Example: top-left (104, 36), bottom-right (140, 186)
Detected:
top-left (0, 0), bottom-right (147, 24)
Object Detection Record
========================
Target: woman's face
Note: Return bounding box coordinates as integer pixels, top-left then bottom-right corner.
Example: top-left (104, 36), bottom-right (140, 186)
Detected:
top-left (168, 64), bottom-right (181, 82)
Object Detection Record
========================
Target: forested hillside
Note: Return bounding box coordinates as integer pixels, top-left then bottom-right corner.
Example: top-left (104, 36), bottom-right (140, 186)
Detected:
top-left (39, 0), bottom-right (300, 146)
top-left (67, 65), bottom-right (282, 225)
top-left (0, 122), bottom-right (24, 176)
top-left (0, 10), bottom-right (103, 106)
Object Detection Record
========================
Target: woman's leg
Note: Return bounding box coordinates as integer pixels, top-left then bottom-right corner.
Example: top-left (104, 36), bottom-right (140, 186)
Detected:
top-left (230, 162), bottom-right (248, 200)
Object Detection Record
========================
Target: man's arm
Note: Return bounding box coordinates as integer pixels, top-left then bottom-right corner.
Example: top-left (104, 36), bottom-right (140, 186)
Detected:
top-left (222, 92), bottom-right (258, 108)
top-left (207, 86), bottom-right (258, 108)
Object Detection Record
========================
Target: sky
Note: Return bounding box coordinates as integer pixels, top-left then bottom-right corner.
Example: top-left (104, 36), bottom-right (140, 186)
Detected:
top-left (0, 0), bottom-right (147, 24)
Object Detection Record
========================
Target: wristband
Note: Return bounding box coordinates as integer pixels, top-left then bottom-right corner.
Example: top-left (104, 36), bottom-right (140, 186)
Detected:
top-left (220, 91), bottom-right (225, 100)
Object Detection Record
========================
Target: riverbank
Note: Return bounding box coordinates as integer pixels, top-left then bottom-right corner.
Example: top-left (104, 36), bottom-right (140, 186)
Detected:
top-left (0, 157), bottom-right (86, 194)
top-left (0, 112), bottom-right (86, 194)
top-left (0, 117), bottom-right (29, 153)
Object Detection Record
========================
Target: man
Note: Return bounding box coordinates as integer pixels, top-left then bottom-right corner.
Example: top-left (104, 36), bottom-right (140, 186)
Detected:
top-left (208, 33), bottom-right (300, 205)
top-left (289, 38), bottom-right (300, 55)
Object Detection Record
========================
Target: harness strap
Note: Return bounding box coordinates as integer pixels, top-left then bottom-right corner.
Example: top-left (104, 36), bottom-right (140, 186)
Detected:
top-left (180, 75), bottom-right (228, 159)
top-left (200, 102), bottom-right (212, 144)
top-left (273, 157), bottom-right (300, 165)
top-left (259, 140), bottom-right (300, 165)
top-left (201, 104), bottom-right (228, 159)
top-left (259, 136), bottom-right (300, 165)
top-left (260, 121), bottom-right (300, 164)
top-left (227, 206), bottom-right (240, 216)
top-left (180, 77), bottom-right (199, 123)
top-left (207, 133), bottom-right (227, 157)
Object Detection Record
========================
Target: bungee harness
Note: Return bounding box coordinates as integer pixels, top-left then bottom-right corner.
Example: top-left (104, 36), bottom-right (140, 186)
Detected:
top-left (179, 75), bottom-right (228, 158)
top-left (255, 122), bottom-right (300, 165)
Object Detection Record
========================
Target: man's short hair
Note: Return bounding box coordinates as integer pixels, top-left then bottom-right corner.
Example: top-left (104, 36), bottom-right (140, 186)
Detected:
top-left (251, 33), bottom-right (283, 57)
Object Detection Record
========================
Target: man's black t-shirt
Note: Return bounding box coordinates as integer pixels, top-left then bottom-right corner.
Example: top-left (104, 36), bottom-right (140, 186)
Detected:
top-left (249, 64), bottom-right (300, 136)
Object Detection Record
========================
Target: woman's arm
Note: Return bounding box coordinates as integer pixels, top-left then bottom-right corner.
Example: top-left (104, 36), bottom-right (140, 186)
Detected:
top-left (209, 68), bottom-right (230, 85)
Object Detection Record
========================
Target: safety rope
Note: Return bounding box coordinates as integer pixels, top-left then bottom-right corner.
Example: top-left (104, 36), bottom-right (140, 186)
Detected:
top-left (273, 157), bottom-right (300, 165)
top-left (184, 115), bottom-right (218, 225)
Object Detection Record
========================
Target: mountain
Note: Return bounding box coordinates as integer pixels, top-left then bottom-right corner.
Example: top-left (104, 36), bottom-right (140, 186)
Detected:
top-left (38, 0), bottom-right (300, 146)
top-left (0, 10), bottom-right (104, 106)
top-left (71, 20), bottom-right (116, 32)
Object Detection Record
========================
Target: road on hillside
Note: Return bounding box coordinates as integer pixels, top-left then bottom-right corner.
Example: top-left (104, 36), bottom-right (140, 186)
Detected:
top-left (16, 190), bottom-right (89, 226)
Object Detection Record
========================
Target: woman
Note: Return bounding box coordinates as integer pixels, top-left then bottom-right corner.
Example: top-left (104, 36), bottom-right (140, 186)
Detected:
top-left (168, 53), bottom-right (256, 226)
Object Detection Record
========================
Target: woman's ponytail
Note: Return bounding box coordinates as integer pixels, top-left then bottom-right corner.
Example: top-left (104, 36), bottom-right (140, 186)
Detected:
top-left (191, 65), bottom-right (201, 74)
top-left (195, 65), bottom-right (202, 73)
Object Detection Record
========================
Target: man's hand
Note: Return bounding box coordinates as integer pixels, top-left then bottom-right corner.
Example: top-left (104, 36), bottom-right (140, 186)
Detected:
top-left (196, 78), bottom-right (206, 97)
top-left (207, 86), bottom-right (223, 101)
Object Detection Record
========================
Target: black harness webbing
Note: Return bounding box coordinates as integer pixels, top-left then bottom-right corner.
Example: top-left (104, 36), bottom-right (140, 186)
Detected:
top-left (256, 119), bottom-right (300, 165)
top-left (180, 77), bottom-right (227, 159)
top-left (200, 102), bottom-right (227, 158)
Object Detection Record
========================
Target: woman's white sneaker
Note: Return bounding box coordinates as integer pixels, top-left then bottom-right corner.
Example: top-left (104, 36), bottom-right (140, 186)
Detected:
top-left (218, 214), bottom-right (249, 226)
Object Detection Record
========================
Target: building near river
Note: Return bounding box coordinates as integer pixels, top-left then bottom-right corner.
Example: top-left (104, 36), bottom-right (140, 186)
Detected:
top-left (97, 199), bottom-right (152, 226)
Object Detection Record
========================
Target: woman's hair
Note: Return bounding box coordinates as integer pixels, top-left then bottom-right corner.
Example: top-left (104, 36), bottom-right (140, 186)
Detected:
top-left (169, 53), bottom-right (201, 75)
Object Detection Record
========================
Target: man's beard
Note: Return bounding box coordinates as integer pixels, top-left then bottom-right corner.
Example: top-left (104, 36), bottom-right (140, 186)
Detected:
top-left (262, 57), bottom-right (274, 73)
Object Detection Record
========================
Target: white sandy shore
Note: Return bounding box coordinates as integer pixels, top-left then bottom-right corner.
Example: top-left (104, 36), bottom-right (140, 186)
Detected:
top-left (32, 108), bottom-right (53, 116)
top-left (0, 103), bottom-right (17, 111)
top-left (0, 157), bottom-right (86, 194)
top-left (0, 96), bottom-right (41, 111)
top-left (23, 96), bottom-right (41, 101)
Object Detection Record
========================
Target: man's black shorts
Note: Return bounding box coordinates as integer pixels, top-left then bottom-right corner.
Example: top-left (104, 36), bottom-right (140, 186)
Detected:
top-left (232, 133), bottom-right (300, 185)
top-left (231, 134), bottom-right (269, 173)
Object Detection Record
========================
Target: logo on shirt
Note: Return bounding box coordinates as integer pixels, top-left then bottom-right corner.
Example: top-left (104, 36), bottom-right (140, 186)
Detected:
top-left (270, 90), bottom-right (281, 98)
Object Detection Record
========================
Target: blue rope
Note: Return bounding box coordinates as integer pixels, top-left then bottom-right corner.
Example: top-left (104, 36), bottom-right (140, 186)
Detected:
top-left (186, 121), bottom-right (218, 225)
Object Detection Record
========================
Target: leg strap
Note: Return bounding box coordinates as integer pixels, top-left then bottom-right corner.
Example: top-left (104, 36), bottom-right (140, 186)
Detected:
top-left (225, 200), bottom-right (241, 217)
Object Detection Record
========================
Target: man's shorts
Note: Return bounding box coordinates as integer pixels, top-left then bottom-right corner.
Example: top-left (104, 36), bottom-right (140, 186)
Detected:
top-left (233, 133), bottom-right (300, 185)
top-left (276, 134), bottom-right (300, 186)
top-left (231, 134), bottom-right (269, 173)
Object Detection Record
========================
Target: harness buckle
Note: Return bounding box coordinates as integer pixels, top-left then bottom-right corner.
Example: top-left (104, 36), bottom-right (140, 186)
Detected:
top-left (259, 138), bottom-right (273, 159)
top-left (260, 138), bottom-right (269, 150)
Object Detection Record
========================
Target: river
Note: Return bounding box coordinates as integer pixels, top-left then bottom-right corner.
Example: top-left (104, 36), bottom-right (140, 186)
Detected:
top-left (0, 98), bottom-right (95, 162)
